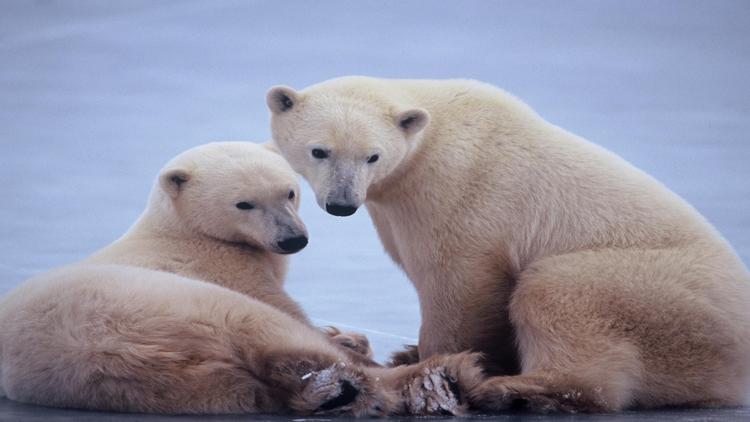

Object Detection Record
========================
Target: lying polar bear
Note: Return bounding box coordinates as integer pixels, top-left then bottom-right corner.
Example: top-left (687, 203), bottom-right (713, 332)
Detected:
top-left (0, 142), bottom-right (484, 416)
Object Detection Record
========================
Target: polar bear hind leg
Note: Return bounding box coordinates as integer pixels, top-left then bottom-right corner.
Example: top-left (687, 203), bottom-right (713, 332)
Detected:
top-left (470, 247), bottom-right (750, 412)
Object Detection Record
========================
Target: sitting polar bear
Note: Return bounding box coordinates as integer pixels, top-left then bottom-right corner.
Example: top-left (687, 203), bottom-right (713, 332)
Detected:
top-left (0, 142), bottom-right (484, 416)
top-left (267, 77), bottom-right (750, 412)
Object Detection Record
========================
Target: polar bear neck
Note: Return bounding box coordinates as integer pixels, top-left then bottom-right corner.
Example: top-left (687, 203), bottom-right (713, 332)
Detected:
top-left (87, 189), bottom-right (290, 296)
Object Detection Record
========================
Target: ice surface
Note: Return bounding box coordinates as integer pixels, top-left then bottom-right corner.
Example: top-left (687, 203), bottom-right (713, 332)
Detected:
top-left (0, 0), bottom-right (749, 419)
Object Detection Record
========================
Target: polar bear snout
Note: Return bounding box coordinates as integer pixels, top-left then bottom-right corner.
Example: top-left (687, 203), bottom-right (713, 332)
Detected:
top-left (325, 203), bottom-right (359, 217)
top-left (318, 162), bottom-right (366, 217)
top-left (276, 235), bottom-right (308, 254)
top-left (267, 206), bottom-right (309, 254)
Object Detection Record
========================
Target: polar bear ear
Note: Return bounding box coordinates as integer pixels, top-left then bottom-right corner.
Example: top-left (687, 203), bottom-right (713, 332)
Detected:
top-left (267, 86), bottom-right (299, 113)
top-left (394, 108), bottom-right (430, 137)
top-left (159, 167), bottom-right (191, 199)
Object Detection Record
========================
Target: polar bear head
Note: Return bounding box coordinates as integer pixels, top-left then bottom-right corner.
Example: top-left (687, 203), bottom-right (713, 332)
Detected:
top-left (156, 142), bottom-right (308, 254)
top-left (266, 77), bottom-right (430, 216)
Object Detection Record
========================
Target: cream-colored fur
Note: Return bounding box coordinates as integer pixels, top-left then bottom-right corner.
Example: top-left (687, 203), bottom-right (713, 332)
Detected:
top-left (267, 77), bottom-right (750, 412)
top-left (0, 142), bottom-right (486, 415)
top-left (83, 142), bottom-right (310, 321)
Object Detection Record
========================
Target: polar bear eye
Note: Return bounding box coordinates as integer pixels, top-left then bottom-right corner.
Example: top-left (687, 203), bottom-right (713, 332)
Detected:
top-left (235, 202), bottom-right (255, 210)
top-left (367, 154), bottom-right (379, 164)
top-left (311, 148), bottom-right (329, 159)
top-left (288, 190), bottom-right (295, 200)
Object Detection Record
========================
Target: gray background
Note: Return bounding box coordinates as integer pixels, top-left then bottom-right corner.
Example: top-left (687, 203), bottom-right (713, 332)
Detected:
top-left (0, 0), bottom-right (748, 420)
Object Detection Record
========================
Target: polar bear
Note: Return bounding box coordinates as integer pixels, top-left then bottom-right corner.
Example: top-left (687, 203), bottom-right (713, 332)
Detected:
top-left (267, 77), bottom-right (750, 412)
top-left (0, 142), bottom-right (484, 415)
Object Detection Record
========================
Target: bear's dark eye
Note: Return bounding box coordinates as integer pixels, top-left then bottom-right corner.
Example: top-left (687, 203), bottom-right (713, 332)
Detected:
top-left (288, 190), bottom-right (295, 200)
top-left (311, 148), bottom-right (329, 159)
top-left (236, 202), bottom-right (255, 210)
top-left (367, 154), bottom-right (379, 164)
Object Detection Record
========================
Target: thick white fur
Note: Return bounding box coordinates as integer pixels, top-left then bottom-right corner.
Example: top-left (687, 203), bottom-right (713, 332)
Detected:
top-left (0, 264), bottom-right (341, 413)
top-left (0, 142), bottom-right (487, 415)
top-left (268, 77), bottom-right (750, 412)
top-left (83, 142), bottom-right (310, 320)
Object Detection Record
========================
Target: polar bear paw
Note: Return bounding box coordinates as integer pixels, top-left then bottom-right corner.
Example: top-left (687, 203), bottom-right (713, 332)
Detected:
top-left (388, 344), bottom-right (420, 367)
top-left (299, 361), bottom-right (396, 417)
top-left (321, 326), bottom-right (374, 360)
top-left (400, 352), bottom-right (485, 416)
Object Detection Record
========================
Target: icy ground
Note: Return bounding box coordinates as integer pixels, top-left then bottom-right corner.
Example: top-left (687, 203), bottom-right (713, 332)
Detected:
top-left (0, 0), bottom-right (748, 420)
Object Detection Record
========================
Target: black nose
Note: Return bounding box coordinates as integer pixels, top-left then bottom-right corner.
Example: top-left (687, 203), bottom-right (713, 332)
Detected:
top-left (276, 235), bottom-right (308, 254)
top-left (325, 203), bottom-right (358, 217)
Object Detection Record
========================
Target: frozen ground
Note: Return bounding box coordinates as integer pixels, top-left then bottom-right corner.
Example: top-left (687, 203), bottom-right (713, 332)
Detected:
top-left (0, 0), bottom-right (749, 420)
